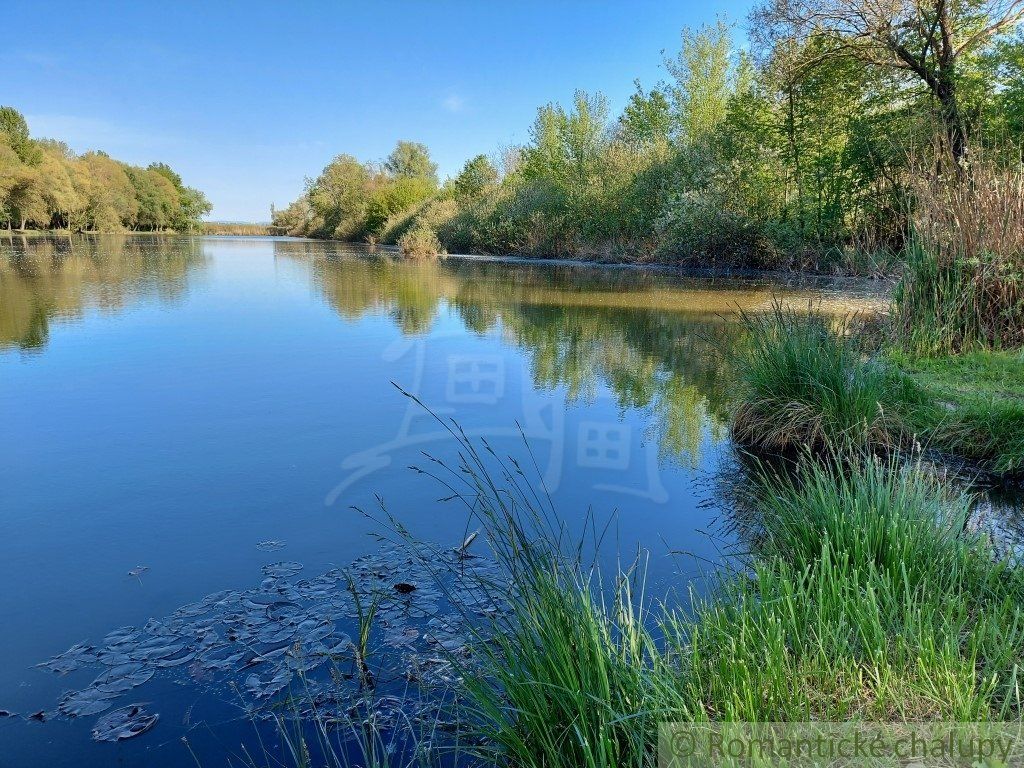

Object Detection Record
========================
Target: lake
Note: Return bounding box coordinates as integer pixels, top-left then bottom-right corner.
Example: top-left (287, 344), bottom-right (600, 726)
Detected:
top-left (0, 234), bottom-right (895, 765)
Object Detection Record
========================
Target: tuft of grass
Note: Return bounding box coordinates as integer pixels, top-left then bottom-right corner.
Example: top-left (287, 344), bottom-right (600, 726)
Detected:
top-left (730, 304), bottom-right (919, 454)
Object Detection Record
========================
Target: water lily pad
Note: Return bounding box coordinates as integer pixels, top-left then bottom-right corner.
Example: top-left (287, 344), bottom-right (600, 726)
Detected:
top-left (91, 704), bottom-right (158, 741)
top-left (59, 688), bottom-right (117, 718)
top-left (261, 561), bottom-right (302, 578)
top-left (256, 540), bottom-right (286, 552)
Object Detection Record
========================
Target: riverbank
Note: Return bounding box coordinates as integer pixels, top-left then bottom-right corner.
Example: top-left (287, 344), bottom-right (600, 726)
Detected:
top-left (896, 350), bottom-right (1024, 477)
top-left (729, 305), bottom-right (1024, 481)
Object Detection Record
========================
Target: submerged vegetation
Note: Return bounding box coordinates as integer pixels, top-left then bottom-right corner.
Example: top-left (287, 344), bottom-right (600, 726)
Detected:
top-left (0, 106), bottom-right (210, 232)
top-left (275, 3), bottom-right (1024, 270)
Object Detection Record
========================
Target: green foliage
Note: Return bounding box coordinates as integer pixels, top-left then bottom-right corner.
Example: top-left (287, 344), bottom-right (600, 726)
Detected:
top-left (731, 305), bottom-right (920, 453)
top-left (279, 9), bottom-right (1024, 266)
top-left (451, 154), bottom-right (498, 202)
top-left (0, 106), bottom-right (208, 232)
top-left (384, 140), bottom-right (438, 185)
top-left (279, 141), bottom-right (439, 241)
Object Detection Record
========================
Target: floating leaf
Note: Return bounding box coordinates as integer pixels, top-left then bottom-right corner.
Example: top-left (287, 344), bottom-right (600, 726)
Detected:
top-left (393, 582), bottom-right (417, 594)
top-left (91, 704), bottom-right (158, 741)
top-left (261, 561), bottom-right (302, 578)
top-left (128, 566), bottom-right (149, 578)
top-left (256, 540), bottom-right (286, 552)
top-left (59, 688), bottom-right (116, 718)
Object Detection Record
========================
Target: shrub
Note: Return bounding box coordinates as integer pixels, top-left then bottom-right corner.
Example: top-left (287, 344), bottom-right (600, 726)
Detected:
top-left (397, 225), bottom-right (443, 258)
top-left (654, 192), bottom-right (787, 269)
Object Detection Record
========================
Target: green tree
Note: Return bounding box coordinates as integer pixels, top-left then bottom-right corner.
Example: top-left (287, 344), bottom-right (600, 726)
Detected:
top-left (754, 0), bottom-right (1024, 164)
top-left (384, 141), bottom-right (438, 184)
top-left (452, 154), bottom-right (498, 201)
top-left (306, 154), bottom-right (372, 239)
top-left (0, 106), bottom-right (42, 164)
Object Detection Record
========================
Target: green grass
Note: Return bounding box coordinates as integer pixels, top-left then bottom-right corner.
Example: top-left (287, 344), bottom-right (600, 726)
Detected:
top-left (730, 304), bottom-right (1024, 475)
top-left (386, 417), bottom-right (1024, 768)
top-left (684, 458), bottom-right (1024, 722)
top-left (890, 350), bottom-right (1024, 474)
top-left (730, 305), bottom-right (920, 454)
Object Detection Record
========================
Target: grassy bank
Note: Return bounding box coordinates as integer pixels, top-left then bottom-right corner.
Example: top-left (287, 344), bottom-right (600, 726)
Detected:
top-left (729, 302), bottom-right (1024, 477)
top-left (894, 350), bottom-right (1024, 474)
top-left (406, 448), bottom-right (1023, 767)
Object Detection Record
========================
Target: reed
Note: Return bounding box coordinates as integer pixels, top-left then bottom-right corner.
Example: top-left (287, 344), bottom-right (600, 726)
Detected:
top-left (893, 161), bottom-right (1024, 355)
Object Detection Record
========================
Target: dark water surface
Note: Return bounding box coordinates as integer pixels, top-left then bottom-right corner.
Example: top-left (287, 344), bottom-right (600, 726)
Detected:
top-left (0, 235), bottom-right (890, 766)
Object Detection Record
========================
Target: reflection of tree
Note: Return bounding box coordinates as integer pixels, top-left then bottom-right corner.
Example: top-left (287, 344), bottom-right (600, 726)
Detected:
top-left (282, 244), bottom-right (887, 467)
top-left (0, 234), bottom-right (207, 351)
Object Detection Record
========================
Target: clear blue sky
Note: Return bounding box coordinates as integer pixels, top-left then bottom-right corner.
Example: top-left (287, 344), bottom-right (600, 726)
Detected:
top-left (3, 1), bottom-right (753, 221)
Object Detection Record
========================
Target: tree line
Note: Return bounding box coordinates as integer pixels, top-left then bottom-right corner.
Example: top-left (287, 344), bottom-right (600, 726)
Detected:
top-left (275, 0), bottom-right (1024, 269)
top-left (0, 107), bottom-right (211, 232)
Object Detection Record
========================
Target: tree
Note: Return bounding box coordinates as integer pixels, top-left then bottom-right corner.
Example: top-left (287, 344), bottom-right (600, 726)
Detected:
top-left (665, 21), bottom-right (736, 147)
top-left (753, 0), bottom-right (1024, 163)
top-left (619, 81), bottom-right (672, 147)
top-left (452, 154), bottom-right (499, 201)
top-left (80, 152), bottom-right (137, 230)
top-left (0, 106), bottom-right (42, 164)
top-left (149, 161), bottom-right (211, 229)
top-left (383, 141), bottom-right (438, 184)
top-left (306, 154), bottom-right (372, 239)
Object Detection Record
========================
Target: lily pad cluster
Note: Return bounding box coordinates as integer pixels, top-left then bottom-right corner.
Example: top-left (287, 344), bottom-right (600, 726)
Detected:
top-left (33, 543), bottom-right (504, 743)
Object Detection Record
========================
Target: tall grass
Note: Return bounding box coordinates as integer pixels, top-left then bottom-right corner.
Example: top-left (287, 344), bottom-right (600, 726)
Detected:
top-left (345, 411), bottom-right (1024, 768)
top-left (893, 161), bottom-right (1024, 355)
top-left (687, 457), bottom-right (1024, 721)
top-left (730, 304), bottom-right (918, 453)
top-left (249, 416), bottom-right (1024, 768)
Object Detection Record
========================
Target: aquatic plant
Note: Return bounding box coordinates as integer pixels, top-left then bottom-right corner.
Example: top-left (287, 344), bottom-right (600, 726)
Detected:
top-left (357, 415), bottom-right (1024, 767)
top-left (730, 303), bottom-right (918, 454)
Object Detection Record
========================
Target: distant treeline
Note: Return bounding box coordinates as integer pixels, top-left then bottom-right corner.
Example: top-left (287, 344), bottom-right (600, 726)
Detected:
top-left (274, 1), bottom-right (1024, 270)
top-left (201, 222), bottom-right (286, 236)
top-left (0, 107), bottom-right (210, 233)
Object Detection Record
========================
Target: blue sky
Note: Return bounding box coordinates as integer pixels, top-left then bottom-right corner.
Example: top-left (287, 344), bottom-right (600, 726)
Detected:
top-left (3, 1), bottom-right (752, 221)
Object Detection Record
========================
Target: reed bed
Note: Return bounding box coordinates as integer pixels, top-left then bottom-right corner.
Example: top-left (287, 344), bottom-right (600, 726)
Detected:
top-left (893, 162), bottom-right (1024, 356)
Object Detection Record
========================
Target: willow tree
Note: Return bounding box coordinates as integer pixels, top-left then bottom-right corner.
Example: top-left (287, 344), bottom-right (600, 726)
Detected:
top-left (754, 0), bottom-right (1024, 164)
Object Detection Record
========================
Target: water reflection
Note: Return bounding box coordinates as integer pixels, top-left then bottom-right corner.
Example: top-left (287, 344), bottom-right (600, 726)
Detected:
top-left (280, 242), bottom-right (886, 468)
top-left (0, 234), bottom-right (206, 352)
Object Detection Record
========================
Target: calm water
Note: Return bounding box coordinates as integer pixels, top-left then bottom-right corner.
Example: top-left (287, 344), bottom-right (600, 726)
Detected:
top-left (0, 235), bottom-right (891, 766)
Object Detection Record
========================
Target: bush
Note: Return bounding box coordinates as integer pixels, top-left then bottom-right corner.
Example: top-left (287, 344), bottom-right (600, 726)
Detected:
top-left (397, 225), bottom-right (443, 258)
top-left (654, 192), bottom-right (788, 269)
